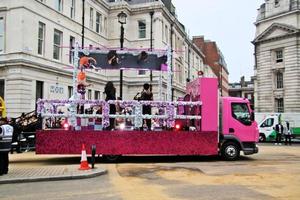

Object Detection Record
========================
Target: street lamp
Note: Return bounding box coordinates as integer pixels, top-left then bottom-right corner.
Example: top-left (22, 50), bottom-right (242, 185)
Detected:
top-left (118, 11), bottom-right (127, 99)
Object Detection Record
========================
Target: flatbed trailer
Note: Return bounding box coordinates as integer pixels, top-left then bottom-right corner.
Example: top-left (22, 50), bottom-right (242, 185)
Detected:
top-left (36, 130), bottom-right (218, 155)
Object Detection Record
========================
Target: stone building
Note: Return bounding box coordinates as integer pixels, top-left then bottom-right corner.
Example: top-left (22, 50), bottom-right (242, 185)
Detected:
top-left (254, 0), bottom-right (300, 112)
top-left (0, 0), bottom-right (214, 117)
top-left (229, 76), bottom-right (254, 109)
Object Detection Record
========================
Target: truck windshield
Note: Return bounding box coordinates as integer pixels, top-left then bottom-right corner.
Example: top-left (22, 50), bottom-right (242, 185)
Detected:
top-left (231, 103), bottom-right (251, 126)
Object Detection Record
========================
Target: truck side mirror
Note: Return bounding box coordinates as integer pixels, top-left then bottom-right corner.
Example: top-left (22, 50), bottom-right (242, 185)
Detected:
top-left (250, 112), bottom-right (255, 122)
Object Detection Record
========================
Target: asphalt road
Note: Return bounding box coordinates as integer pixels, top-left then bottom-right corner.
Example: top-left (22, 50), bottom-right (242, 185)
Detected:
top-left (1, 144), bottom-right (300, 200)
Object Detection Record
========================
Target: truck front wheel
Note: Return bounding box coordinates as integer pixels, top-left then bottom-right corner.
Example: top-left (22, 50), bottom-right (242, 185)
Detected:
top-left (221, 142), bottom-right (240, 161)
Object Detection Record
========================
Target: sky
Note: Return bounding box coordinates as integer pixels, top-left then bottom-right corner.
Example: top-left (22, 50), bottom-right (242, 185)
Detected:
top-left (172, 0), bottom-right (265, 82)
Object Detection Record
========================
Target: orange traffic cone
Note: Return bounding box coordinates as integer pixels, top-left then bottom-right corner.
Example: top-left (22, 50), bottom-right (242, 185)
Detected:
top-left (79, 144), bottom-right (91, 170)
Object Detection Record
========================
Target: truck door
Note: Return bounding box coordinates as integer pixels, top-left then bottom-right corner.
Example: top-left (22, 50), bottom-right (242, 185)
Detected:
top-left (259, 116), bottom-right (277, 141)
top-left (229, 103), bottom-right (254, 142)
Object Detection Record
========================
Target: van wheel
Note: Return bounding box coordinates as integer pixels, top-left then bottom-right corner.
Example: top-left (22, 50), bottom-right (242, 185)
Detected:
top-left (221, 142), bottom-right (240, 161)
top-left (103, 155), bottom-right (121, 162)
top-left (259, 133), bottom-right (266, 142)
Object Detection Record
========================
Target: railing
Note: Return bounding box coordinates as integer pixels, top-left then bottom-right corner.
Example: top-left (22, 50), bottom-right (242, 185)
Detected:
top-left (37, 99), bottom-right (202, 130)
top-left (107, 0), bottom-right (159, 4)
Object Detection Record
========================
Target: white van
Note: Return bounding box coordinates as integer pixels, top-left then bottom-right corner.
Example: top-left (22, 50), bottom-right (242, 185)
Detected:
top-left (257, 113), bottom-right (300, 142)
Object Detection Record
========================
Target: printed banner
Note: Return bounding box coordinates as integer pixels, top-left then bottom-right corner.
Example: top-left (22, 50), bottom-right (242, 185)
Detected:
top-left (79, 50), bottom-right (168, 71)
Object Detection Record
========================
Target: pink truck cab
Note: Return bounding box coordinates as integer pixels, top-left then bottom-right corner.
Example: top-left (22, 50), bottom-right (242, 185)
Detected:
top-left (220, 97), bottom-right (259, 158)
top-left (183, 77), bottom-right (259, 160)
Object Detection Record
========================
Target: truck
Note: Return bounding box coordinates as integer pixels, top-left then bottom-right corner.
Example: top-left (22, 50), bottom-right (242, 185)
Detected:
top-left (36, 77), bottom-right (259, 161)
top-left (256, 113), bottom-right (300, 142)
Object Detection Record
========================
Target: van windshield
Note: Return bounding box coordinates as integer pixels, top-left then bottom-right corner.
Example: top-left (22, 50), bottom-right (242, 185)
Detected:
top-left (260, 118), bottom-right (274, 128)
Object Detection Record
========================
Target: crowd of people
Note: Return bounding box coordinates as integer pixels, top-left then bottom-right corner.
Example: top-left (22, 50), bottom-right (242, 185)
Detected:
top-left (274, 121), bottom-right (292, 145)
top-left (104, 81), bottom-right (153, 131)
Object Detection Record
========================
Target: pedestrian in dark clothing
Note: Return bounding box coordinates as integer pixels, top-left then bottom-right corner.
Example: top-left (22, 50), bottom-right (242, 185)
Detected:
top-left (10, 118), bottom-right (21, 154)
top-left (284, 121), bottom-right (292, 145)
top-left (275, 122), bottom-right (284, 145)
top-left (104, 81), bottom-right (116, 130)
top-left (138, 83), bottom-right (153, 131)
top-left (0, 119), bottom-right (14, 176)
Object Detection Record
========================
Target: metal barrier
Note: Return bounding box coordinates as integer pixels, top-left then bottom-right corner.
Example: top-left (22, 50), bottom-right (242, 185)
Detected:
top-left (37, 99), bottom-right (202, 129)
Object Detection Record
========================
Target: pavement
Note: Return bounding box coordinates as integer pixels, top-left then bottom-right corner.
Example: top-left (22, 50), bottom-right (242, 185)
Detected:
top-left (1, 145), bottom-right (300, 199)
top-left (0, 152), bottom-right (107, 184)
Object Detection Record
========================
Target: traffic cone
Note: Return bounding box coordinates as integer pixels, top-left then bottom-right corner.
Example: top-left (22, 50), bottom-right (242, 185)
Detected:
top-left (79, 144), bottom-right (91, 170)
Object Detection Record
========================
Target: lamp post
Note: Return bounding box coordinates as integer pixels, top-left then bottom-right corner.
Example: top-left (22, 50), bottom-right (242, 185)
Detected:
top-left (81, 0), bottom-right (85, 48)
top-left (118, 11), bottom-right (127, 99)
top-left (149, 11), bottom-right (154, 84)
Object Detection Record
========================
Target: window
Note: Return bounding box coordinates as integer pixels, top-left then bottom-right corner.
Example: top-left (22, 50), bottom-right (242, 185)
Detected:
top-left (275, 98), bottom-right (284, 113)
top-left (68, 86), bottom-right (73, 98)
top-left (185, 47), bottom-right (188, 62)
top-left (89, 7), bottom-right (94, 29)
top-left (95, 91), bottom-right (100, 100)
top-left (88, 89), bottom-right (92, 100)
top-left (162, 22), bottom-right (164, 42)
top-left (53, 29), bottom-right (62, 60)
top-left (276, 71), bottom-right (283, 89)
top-left (196, 57), bottom-right (200, 68)
top-left (55, 0), bottom-right (63, 12)
top-left (36, 81), bottom-right (44, 103)
top-left (68, 86), bottom-right (73, 99)
top-left (96, 12), bottom-right (102, 33)
top-left (138, 20), bottom-right (146, 39)
top-left (0, 79), bottom-right (4, 99)
top-left (0, 17), bottom-right (4, 53)
top-left (275, 50), bottom-right (283, 63)
top-left (178, 65), bottom-right (183, 83)
top-left (38, 22), bottom-right (45, 55)
top-left (260, 118), bottom-right (274, 128)
top-left (70, 0), bottom-right (75, 19)
top-left (231, 103), bottom-right (252, 126)
top-left (165, 25), bottom-right (168, 43)
top-left (247, 94), bottom-right (252, 100)
top-left (104, 17), bottom-right (107, 35)
top-left (69, 36), bottom-right (75, 64)
top-left (138, 70), bottom-right (146, 75)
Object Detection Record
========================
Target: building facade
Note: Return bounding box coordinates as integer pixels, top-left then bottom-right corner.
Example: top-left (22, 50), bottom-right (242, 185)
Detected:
top-left (192, 36), bottom-right (229, 96)
top-left (0, 0), bottom-right (214, 117)
top-left (254, 0), bottom-right (300, 112)
top-left (229, 76), bottom-right (254, 109)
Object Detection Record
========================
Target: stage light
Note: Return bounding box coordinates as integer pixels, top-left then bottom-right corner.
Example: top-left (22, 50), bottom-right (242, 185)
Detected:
top-left (63, 122), bottom-right (70, 130)
top-left (175, 124), bottom-right (181, 131)
top-left (120, 123), bottom-right (125, 130)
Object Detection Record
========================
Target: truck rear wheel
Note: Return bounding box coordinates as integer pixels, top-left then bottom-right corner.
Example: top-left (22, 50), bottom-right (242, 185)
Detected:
top-left (221, 142), bottom-right (240, 161)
